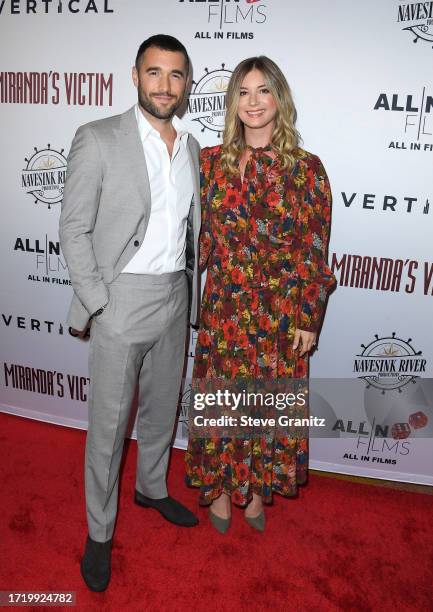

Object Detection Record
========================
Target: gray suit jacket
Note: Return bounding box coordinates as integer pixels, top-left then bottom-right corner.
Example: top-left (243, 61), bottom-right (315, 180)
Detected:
top-left (59, 106), bottom-right (201, 332)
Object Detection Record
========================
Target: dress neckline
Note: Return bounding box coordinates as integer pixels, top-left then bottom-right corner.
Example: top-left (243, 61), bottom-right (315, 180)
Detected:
top-left (246, 144), bottom-right (274, 154)
top-left (239, 144), bottom-right (277, 182)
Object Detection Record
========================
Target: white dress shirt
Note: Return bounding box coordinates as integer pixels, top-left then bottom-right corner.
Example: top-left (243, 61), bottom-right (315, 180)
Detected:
top-left (122, 105), bottom-right (193, 274)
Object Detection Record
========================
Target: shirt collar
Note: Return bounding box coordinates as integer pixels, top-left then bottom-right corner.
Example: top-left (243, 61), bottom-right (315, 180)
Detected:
top-left (135, 104), bottom-right (189, 144)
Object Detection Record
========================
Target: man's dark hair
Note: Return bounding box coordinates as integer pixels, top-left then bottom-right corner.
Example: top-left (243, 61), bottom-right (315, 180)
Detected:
top-left (135, 34), bottom-right (190, 75)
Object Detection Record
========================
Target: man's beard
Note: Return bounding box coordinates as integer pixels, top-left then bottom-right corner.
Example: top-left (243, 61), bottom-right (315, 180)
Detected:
top-left (138, 89), bottom-right (181, 120)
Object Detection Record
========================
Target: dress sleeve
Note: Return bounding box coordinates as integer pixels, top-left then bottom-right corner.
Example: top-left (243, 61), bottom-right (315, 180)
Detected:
top-left (296, 156), bottom-right (336, 332)
top-left (198, 148), bottom-right (214, 271)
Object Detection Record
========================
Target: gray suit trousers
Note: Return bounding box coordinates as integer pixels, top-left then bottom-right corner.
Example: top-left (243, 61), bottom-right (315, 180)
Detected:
top-left (86, 271), bottom-right (187, 542)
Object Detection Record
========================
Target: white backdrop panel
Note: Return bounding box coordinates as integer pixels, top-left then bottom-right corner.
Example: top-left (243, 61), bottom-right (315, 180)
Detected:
top-left (0, 0), bottom-right (431, 484)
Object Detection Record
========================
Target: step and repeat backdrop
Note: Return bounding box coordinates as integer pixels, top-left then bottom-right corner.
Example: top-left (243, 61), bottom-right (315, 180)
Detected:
top-left (1, 0), bottom-right (432, 484)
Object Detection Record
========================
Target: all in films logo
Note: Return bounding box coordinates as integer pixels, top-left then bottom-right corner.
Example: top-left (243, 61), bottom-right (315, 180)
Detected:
top-left (354, 332), bottom-right (426, 393)
top-left (13, 234), bottom-right (70, 286)
top-left (178, 0), bottom-right (267, 40)
top-left (331, 334), bottom-right (431, 466)
top-left (397, 1), bottom-right (433, 48)
top-left (187, 64), bottom-right (232, 136)
top-left (373, 88), bottom-right (433, 152)
top-left (21, 144), bottom-right (67, 208)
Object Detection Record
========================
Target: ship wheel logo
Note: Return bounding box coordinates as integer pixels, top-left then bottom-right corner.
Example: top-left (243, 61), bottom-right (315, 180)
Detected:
top-left (354, 333), bottom-right (425, 393)
top-left (178, 382), bottom-right (192, 437)
top-left (402, 23), bottom-right (433, 48)
top-left (187, 64), bottom-right (232, 136)
top-left (21, 144), bottom-right (67, 209)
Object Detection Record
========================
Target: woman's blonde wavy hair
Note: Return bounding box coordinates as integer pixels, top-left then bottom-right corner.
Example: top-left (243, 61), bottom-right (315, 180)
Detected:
top-left (220, 56), bottom-right (301, 176)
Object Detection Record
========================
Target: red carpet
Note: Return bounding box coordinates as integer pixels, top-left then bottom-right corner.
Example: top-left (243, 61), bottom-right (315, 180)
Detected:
top-left (0, 412), bottom-right (432, 611)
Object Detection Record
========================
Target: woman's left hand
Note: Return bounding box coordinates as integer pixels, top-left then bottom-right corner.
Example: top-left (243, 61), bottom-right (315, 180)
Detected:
top-left (293, 329), bottom-right (317, 356)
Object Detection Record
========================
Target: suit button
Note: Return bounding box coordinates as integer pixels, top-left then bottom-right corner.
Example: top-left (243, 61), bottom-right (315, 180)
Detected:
top-left (134, 240), bottom-right (140, 247)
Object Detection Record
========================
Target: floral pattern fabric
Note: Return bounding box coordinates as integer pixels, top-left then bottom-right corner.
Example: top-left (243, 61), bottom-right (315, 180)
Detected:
top-left (185, 145), bottom-right (336, 506)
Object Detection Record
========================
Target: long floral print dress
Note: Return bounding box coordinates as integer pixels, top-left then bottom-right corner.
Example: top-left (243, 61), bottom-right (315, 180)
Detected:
top-left (185, 144), bottom-right (336, 506)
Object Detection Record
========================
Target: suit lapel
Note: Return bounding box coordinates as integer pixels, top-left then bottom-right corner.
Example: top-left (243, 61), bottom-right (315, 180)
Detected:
top-left (117, 106), bottom-right (152, 221)
top-left (186, 136), bottom-right (200, 238)
top-left (185, 137), bottom-right (198, 204)
top-left (116, 108), bottom-right (200, 244)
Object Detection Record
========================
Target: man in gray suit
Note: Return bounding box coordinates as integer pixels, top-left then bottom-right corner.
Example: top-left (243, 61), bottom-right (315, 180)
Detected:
top-left (59, 35), bottom-right (200, 592)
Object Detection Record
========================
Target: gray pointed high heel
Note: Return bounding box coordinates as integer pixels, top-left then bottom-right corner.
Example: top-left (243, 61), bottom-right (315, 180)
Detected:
top-left (209, 508), bottom-right (231, 534)
top-left (245, 510), bottom-right (265, 532)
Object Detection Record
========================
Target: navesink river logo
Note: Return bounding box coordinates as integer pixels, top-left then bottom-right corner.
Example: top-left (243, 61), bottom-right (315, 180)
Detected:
top-left (187, 65), bottom-right (232, 136)
top-left (397, 1), bottom-right (433, 48)
top-left (354, 332), bottom-right (426, 393)
top-left (21, 144), bottom-right (67, 208)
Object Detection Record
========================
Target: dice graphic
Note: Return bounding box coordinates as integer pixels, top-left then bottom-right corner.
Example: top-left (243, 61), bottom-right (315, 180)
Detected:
top-left (409, 411), bottom-right (428, 429)
top-left (391, 422), bottom-right (411, 440)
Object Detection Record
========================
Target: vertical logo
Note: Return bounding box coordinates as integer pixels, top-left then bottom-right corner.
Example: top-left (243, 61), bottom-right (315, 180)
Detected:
top-left (0, 0), bottom-right (114, 14)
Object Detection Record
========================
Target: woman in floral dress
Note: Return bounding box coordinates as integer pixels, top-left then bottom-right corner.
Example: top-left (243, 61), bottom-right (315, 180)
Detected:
top-left (185, 56), bottom-right (336, 532)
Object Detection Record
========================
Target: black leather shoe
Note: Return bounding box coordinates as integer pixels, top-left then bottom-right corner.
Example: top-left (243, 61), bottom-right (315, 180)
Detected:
top-left (80, 535), bottom-right (112, 592)
top-left (134, 490), bottom-right (198, 527)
